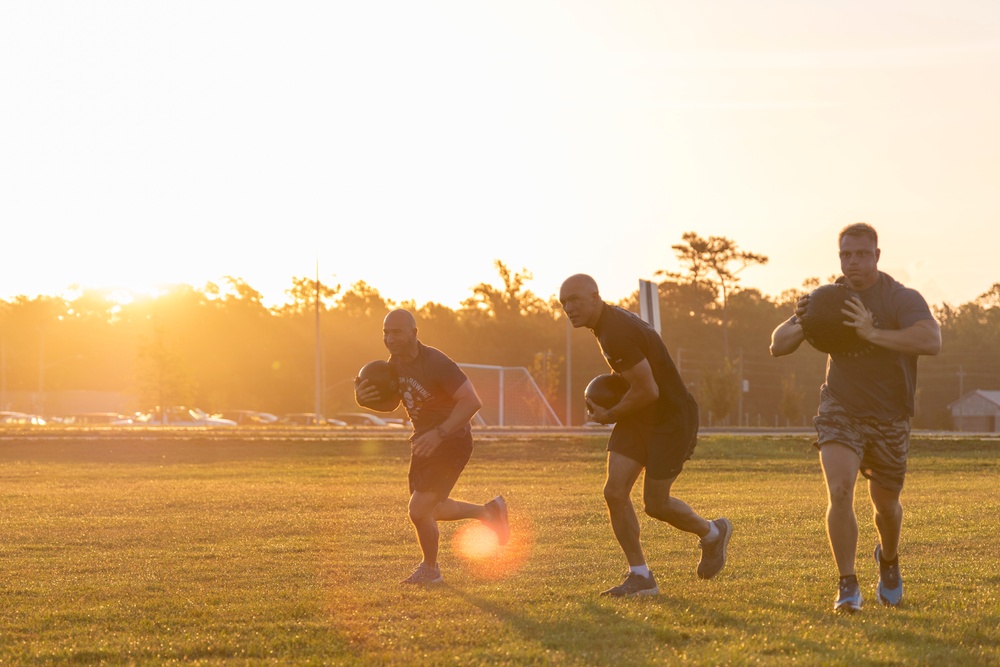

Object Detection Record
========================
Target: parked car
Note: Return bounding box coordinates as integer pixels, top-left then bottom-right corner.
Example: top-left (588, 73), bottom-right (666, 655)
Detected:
top-left (333, 412), bottom-right (405, 427)
top-left (135, 406), bottom-right (237, 427)
top-left (279, 413), bottom-right (347, 427)
top-left (212, 410), bottom-right (278, 425)
top-left (0, 411), bottom-right (47, 426)
top-left (63, 412), bottom-right (134, 425)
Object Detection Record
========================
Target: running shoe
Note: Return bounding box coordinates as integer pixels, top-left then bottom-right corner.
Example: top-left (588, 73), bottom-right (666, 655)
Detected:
top-left (484, 495), bottom-right (510, 545)
top-left (874, 544), bottom-right (903, 607)
top-left (402, 563), bottom-right (443, 585)
top-left (834, 576), bottom-right (863, 613)
top-left (600, 571), bottom-right (659, 597)
top-left (697, 517), bottom-right (733, 579)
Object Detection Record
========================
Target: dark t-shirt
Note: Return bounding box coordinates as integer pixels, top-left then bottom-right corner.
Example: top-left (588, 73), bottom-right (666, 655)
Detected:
top-left (390, 341), bottom-right (472, 439)
top-left (824, 272), bottom-right (934, 420)
top-left (592, 303), bottom-right (694, 433)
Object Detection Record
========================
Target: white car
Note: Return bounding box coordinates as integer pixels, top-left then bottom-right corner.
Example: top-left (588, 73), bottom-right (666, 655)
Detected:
top-left (333, 412), bottom-right (405, 427)
top-left (64, 412), bottom-right (134, 425)
top-left (135, 406), bottom-right (237, 427)
top-left (212, 410), bottom-right (279, 425)
top-left (0, 411), bottom-right (47, 425)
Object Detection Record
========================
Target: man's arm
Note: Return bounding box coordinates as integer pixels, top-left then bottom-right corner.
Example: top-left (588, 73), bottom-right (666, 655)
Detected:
top-left (436, 379), bottom-right (483, 436)
top-left (770, 296), bottom-right (808, 358)
top-left (587, 358), bottom-right (658, 424)
top-left (410, 379), bottom-right (482, 457)
top-left (770, 316), bottom-right (806, 357)
top-left (844, 297), bottom-right (942, 355)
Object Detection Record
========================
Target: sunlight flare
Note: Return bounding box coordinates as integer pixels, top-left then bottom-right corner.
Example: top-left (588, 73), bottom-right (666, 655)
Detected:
top-left (451, 514), bottom-right (534, 581)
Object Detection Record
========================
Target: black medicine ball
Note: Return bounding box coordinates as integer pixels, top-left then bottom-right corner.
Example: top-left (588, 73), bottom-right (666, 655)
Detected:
top-left (584, 373), bottom-right (629, 414)
top-left (799, 283), bottom-right (869, 355)
top-left (355, 360), bottom-right (401, 412)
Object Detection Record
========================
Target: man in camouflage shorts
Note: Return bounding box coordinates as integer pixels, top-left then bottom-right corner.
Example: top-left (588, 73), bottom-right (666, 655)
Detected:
top-left (814, 388), bottom-right (911, 495)
top-left (770, 223), bottom-right (941, 613)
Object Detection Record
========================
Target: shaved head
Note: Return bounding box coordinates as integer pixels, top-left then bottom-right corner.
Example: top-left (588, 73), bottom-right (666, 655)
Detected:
top-left (384, 308), bottom-right (417, 331)
top-left (383, 309), bottom-right (418, 360)
top-left (559, 274), bottom-right (604, 329)
top-left (560, 273), bottom-right (600, 297)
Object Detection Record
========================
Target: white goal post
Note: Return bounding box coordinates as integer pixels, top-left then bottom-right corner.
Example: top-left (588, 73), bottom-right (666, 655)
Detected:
top-left (459, 364), bottom-right (562, 427)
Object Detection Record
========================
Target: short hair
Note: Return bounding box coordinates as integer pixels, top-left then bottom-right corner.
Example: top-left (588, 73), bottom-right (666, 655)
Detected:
top-left (839, 222), bottom-right (878, 247)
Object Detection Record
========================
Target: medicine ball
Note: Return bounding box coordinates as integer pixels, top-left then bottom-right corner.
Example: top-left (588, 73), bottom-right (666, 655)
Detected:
top-left (799, 283), bottom-right (869, 355)
top-left (354, 360), bottom-right (401, 412)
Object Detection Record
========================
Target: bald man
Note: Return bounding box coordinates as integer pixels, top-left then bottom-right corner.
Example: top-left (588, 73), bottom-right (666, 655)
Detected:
top-left (560, 274), bottom-right (732, 596)
top-left (355, 308), bottom-right (509, 585)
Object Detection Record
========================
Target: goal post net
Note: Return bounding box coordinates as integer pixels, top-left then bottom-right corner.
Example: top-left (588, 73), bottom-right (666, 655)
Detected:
top-left (459, 364), bottom-right (562, 427)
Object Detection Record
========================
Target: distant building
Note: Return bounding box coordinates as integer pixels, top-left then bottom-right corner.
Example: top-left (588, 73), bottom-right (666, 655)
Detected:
top-left (948, 390), bottom-right (1000, 432)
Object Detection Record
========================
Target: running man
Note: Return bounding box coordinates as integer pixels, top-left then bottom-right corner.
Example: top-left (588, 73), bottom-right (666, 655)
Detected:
top-left (560, 274), bottom-right (732, 596)
top-left (770, 222), bottom-right (941, 612)
top-left (356, 308), bottom-right (510, 585)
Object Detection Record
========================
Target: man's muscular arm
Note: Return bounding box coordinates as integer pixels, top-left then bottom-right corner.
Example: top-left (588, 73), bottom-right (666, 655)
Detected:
top-left (587, 358), bottom-right (658, 424)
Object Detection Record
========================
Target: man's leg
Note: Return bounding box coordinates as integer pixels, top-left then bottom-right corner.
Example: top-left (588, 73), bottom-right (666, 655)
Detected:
top-left (408, 490), bottom-right (444, 567)
top-left (819, 444), bottom-right (862, 576)
top-left (870, 479), bottom-right (904, 606)
top-left (643, 475), bottom-right (731, 579)
top-left (434, 498), bottom-right (487, 522)
top-left (642, 474), bottom-right (711, 536)
top-left (600, 452), bottom-right (659, 596)
top-left (434, 496), bottom-right (510, 545)
top-left (820, 443), bottom-right (865, 611)
top-left (604, 452), bottom-right (645, 566)
top-left (869, 481), bottom-right (902, 561)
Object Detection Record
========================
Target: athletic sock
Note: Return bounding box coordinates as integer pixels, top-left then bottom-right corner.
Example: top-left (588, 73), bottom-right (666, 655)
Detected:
top-left (839, 574), bottom-right (858, 585)
top-left (630, 564), bottom-right (651, 578)
top-left (703, 522), bottom-right (719, 543)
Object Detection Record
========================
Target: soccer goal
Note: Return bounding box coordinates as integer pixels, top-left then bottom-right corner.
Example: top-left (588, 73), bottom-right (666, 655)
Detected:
top-left (459, 364), bottom-right (562, 427)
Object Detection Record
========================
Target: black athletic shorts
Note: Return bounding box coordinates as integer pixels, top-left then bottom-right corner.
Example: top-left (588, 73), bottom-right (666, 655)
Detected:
top-left (607, 394), bottom-right (699, 480)
top-left (407, 432), bottom-right (473, 497)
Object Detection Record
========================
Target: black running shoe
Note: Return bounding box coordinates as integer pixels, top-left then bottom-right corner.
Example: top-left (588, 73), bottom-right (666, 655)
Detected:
top-left (874, 544), bottom-right (902, 606)
top-left (600, 571), bottom-right (659, 597)
top-left (402, 563), bottom-right (443, 585)
top-left (697, 517), bottom-right (733, 579)
top-left (834, 575), bottom-right (863, 613)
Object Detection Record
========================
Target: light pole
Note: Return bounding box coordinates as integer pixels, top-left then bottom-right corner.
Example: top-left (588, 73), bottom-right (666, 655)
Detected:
top-left (314, 260), bottom-right (323, 420)
top-left (565, 315), bottom-right (572, 426)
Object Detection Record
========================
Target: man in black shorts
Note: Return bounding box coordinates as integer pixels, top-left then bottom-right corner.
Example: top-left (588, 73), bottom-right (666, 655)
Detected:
top-left (355, 308), bottom-right (510, 585)
top-left (770, 223), bottom-right (941, 612)
top-left (559, 274), bottom-right (732, 596)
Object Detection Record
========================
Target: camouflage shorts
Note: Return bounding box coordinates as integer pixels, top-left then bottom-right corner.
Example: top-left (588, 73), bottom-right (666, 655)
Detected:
top-left (813, 387), bottom-right (910, 493)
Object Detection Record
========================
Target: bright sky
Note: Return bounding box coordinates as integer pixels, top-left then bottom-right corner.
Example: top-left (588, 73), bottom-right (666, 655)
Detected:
top-left (2, 1), bottom-right (998, 310)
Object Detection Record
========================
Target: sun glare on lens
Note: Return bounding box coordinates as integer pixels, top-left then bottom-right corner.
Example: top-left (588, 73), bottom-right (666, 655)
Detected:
top-left (454, 523), bottom-right (500, 560)
top-left (451, 514), bottom-right (533, 581)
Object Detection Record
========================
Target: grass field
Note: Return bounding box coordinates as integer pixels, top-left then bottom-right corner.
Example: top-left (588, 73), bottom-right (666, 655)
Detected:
top-left (0, 430), bottom-right (997, 666)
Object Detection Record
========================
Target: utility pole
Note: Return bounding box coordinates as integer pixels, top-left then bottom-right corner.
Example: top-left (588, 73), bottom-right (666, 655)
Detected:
top-left (957, 365), bottom-right (965, 431)
top-left (736, 348), bottom-right (744, 428)
top-left (37, 335), bottom-right (44, 415)
top-left (0, 341), bottom-right (6, 410)
top-left (565, 316), bottom-right (574, 426)
top-left (314, 261), bottom-right (322, 420)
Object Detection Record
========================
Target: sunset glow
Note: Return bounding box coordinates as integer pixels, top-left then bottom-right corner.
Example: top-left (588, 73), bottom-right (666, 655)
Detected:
top-left (2, 3), bottom-right (998, 309)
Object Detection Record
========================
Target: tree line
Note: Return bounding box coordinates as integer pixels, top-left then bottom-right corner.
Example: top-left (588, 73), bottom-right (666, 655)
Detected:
top-left (1, 233), bottom-right (997, 428)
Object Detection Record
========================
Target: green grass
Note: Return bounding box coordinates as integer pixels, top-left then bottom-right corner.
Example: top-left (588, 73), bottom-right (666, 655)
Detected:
top-left (0, 432), bottom-right (997, 665)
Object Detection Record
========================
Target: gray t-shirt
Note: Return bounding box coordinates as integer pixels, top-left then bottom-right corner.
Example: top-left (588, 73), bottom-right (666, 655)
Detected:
top-left (824, 272), bottom-right (934, 420)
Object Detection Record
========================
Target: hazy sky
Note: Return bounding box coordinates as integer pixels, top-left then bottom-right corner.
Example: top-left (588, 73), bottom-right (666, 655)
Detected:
top-left (2, 1), bottom-right (998, 309)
